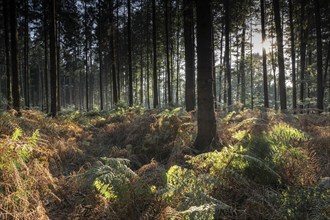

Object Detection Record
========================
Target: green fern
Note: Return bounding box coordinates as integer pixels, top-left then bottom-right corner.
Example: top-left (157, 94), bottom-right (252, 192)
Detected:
top-left (87, 157), bottom-right (137, 201)
top-left (160, 165), bottom-right (231, 219)
top-left (267, 123), bottom-right (308, 147)
top-left (11, 128), bottom-right (23, 141)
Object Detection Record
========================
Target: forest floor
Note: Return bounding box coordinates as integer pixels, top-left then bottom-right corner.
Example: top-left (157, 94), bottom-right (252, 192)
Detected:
top-left (0, 107), bottom-right (330, 219)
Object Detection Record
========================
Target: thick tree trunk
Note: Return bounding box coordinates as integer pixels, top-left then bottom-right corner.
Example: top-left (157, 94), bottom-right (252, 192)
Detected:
top-left (4, 0), bottom-right (12, 110)
top-left (10, 0), bottom-right (20, 112)
top-left (109, 0), bottom-right (118, 105)
top-left (49, 0), bottom-right (57, 117)
top-left (273, 0), bottom-right (287, 110)
top-left (183, 0), bottom-right (195, 111)
top-left (314, 0), bottom-right (324, 112)
top-left (194, 0), bottom-right (217, 152)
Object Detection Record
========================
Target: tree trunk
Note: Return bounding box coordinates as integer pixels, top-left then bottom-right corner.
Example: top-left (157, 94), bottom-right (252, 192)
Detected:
top-left (219, 23), bottom-right (224, 105)
top-left (240, 24), bottom-right (246, 106)
top-left (44, 2), bottom-right (49, 112)
top-left (109, 0), bottom-right (118, 105)
top-left (24, 0), bottom-right (30, 108)
top-left (194, 0), bottom-right (217, 152)
top-left (116, 0), bottom-right (121, 101)
top-left (165, 0), bottom-right (172, 105)
top-left (98, 6), bottom-right (104, 111)
top-left (273, 0), bottom-right (287, 110)
top-left (128, 0), bottom-right (133, 106)
top-left (289, 0), bottom-right (297, 111)
top-left (271, 30), bottom-right (278, 110)
top-left (4, 0), bottom-right (12, 110)
top-left (49, 0), bottom-right (57, 117)
top-left (314, 0), bottom-right (324, 112)
top-left (10, 0), bottom-right (20, 112)
top-left (183, 0), bottom-right (195, 111)
top-left (176, 0), bottom-right (180, 105)
top-left (84, 1), bottom-right (89, 111)
top-left (250, 18), bottom-right (254, 109)
top-left (261, 0), bottom-right (269, 108)
top-left (152, 0), bottom-right (158, 108)
top-left (224, 0), bottom-right (232, 106)
top-left (299, 0), bottom-right (307, 111)
top-left (146, 0), bottom-right (150, 108)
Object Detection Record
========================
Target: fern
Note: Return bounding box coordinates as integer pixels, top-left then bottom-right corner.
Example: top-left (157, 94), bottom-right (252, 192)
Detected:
top-left (267, 123), bottom-right (308, 147)
top-left (86, 157), bottom-right (137, 201)
top-left (160, 165), bottom-right (231, 219)
top-left (11, 128), bottom-right (23, 141)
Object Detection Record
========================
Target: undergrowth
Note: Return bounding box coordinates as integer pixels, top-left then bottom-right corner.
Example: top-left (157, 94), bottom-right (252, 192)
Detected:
top-left (0, 108), bottom-right (329, 219)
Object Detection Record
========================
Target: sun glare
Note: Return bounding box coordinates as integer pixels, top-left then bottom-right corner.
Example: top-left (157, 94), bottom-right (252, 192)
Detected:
top-left (262, 38), bottom-right (272, 54)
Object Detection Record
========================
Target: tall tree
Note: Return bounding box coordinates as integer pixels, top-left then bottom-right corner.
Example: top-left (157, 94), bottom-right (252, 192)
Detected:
top-left (299, 0), bottom-right (307, 110)
top-left (288, 0), bottom-right (297, 110)
top-left (84, 0), bottom-right (89, 111)
top-left (128, 0), bottom-right (133, 106)
top-left (98, 2), bottom-right (104, 110)
top-left (194, 0), bottom-right (217, 152)
top-left (314, 0), bottom-right (324, 111)
top-left (3, 0), bottom-right (12, 110)
top-left (43, 1), bottom-right (49, 112)
top-left (165, 0), bottom-right (172, 105)
top-left (240, 24), bottom-right (246, 106)
top-left (273, 0), bottom-right (287, 110)
top-left (261, 0), bottom-right (269, 108)
top-left (152, 0), bottom-right (158, 108)
top-left (109, 0), bottom-right (118, 105)
top-left (49, 0), bottom-right (57, 116)
top-left (24, 0), bottom-right (30, 108)
top-left (9, 0), bottom-right (20, 112)
top-left (183, 0), bottom-right (195, 111)
top-left (224, 0), bottom-right (232, 106)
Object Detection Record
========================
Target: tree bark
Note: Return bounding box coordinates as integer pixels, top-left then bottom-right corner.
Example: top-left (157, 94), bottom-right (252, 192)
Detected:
top-left (109, 0), bottom-right (118, 105)
top-left (314, 0), bottom-right (324, 112)
top-left (165, 0), bottom-right (172, 105)
top-left (128, 0), bottom-right (133, 106)
top-left (261, 0), bottom-right (269, 108)
top-left (9, 0), bottom-right (20, 112)
top-left (152, 0), bottom-right (158, 108)
top-left (4, 0), bottom-right (12, 110)
top-left (240, 24), bottom-right (246, 106)
top-left (183, 0), bottom-right (195, 111)
top-left (299, 0), bottom-right (307, 111)
top-left (194, 0), bottom-right (217, 152)
top-left (24, 0), bottom-right (30, 108)
top-left (49, 0), bottom-right (57, 116)
top-left (273, 0), bottom-right (287, 110)
top-left (224, 0), bottom-right (232, 106)
top-left (289, 0), bottom-right (297, 111)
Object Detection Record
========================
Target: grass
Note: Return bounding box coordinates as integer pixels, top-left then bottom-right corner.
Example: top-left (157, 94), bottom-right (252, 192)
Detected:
top-left (0, 108), bottom-right (329, 219)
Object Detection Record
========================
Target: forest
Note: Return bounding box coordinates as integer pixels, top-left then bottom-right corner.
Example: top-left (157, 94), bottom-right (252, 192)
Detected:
top-left (0, 0), bottom-right (329, 219)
